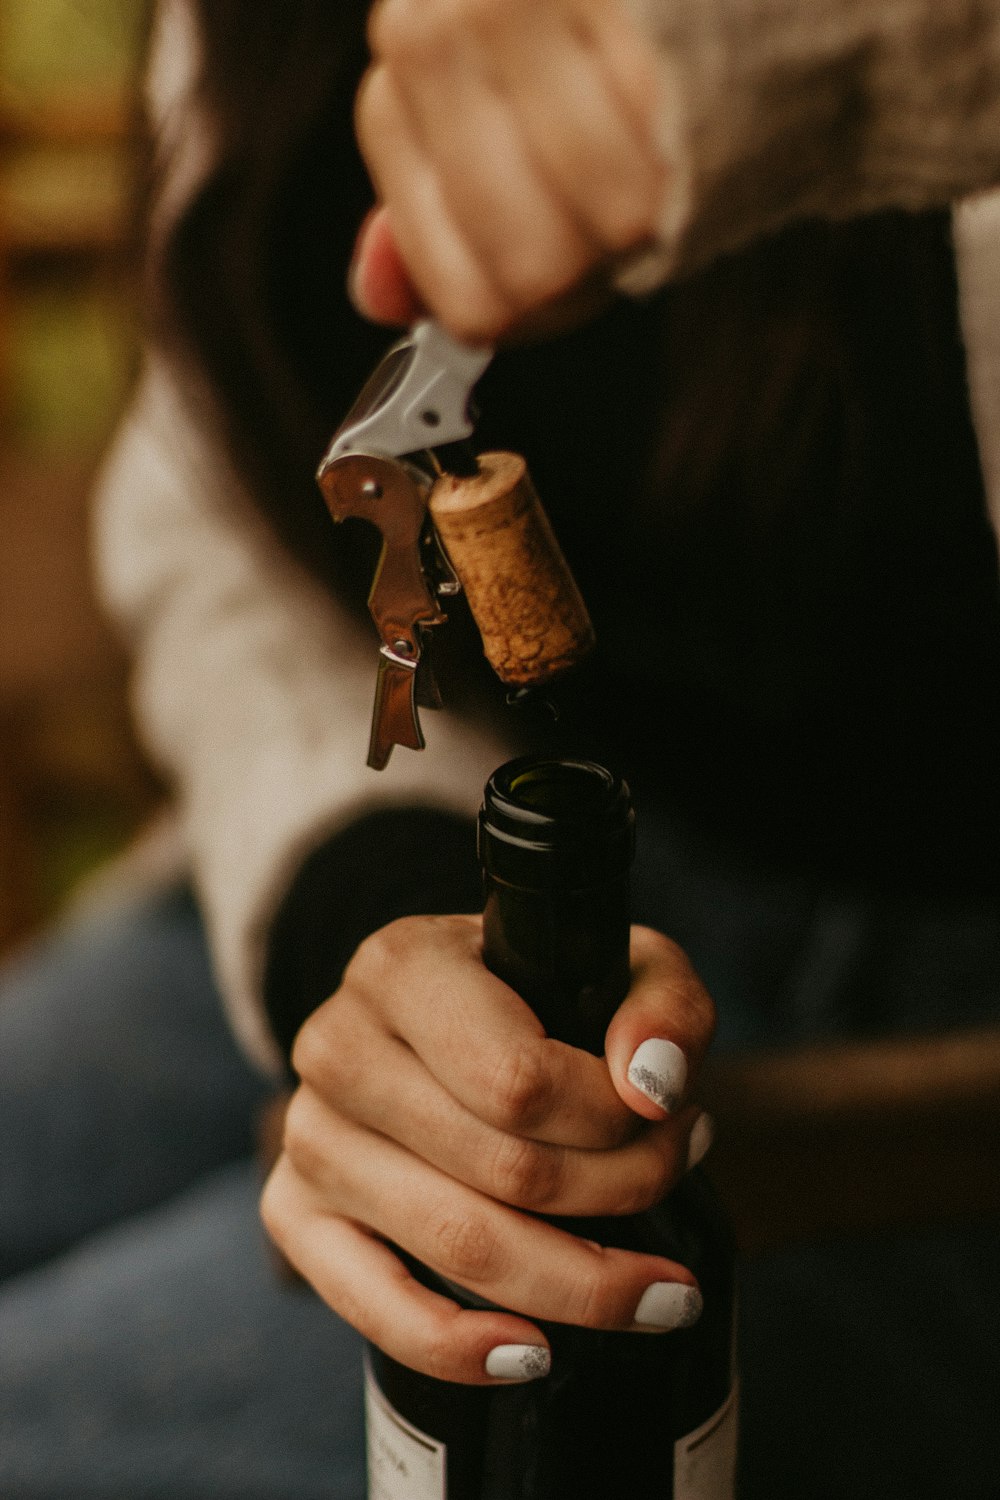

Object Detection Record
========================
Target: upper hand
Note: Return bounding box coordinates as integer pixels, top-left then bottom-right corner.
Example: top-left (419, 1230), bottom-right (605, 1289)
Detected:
top-left (350, 0), bottom-right (669, 343)
top-left (261, 913), bottom-right (715, 1386)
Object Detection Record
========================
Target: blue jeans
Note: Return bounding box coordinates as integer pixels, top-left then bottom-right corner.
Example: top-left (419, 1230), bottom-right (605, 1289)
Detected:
top-left (1, 869), bottom-right (998, 1498)
top-left (0, 887), bottom-right (365, 1500)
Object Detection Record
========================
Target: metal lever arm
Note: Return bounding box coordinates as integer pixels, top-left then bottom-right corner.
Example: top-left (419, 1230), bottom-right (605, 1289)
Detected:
top-left (368, 649), bottom-right (423, 771)
top-left (318, 453), bottom-right (445, 651)
top-left (317, 452), bottom-right (447, 767)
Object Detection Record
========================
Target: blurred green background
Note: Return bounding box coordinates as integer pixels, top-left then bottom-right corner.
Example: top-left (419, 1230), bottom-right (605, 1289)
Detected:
top-left (1, 0), bottom-right (144, 90)
top-left (0, 0), bottom-right (153, 945)
top-left (0, 0), bottom-right (147, 453)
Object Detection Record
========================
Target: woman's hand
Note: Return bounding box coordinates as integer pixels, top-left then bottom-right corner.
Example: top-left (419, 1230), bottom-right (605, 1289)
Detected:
top-left (351, 0), bottom-right (669, 343)
top-left (260, 914), bottom-right (715, 1386)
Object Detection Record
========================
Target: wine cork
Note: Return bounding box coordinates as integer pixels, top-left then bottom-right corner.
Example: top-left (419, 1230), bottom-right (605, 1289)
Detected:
top-left (428, 451), bottom-right (595, 686)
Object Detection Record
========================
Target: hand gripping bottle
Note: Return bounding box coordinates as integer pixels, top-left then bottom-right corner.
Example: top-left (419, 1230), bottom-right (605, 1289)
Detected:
top-left (364, 755), bottom-right (738, 1500)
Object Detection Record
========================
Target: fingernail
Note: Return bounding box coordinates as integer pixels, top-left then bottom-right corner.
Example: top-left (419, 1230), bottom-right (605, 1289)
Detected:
top-left (685, 1112), bottom-right (714, 1170)
top-left (485, 1344), bottom-right (551, 1381)
top-left (633, 1282), bottom-right (703, 1331)
top-left (627, 1038), bottom-right (687, 1113)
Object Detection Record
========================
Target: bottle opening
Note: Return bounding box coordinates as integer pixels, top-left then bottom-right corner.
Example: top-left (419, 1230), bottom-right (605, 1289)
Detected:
top-left (480, 756), bottom-right (634, 881)
top-left (506, 759), bottom-right (617, 823)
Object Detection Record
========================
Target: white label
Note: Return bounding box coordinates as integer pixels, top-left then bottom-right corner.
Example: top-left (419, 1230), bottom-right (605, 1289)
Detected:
top-left (364, 1357), bottom-right (447, 1500)
top-left (674, 1384), bottom-right (739, 1500)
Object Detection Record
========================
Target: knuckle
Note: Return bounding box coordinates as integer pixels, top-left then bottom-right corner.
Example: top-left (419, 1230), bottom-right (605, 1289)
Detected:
top-left (258, 1168), bottom-right (285, 1243)
top-left (279, 1092), bottom-right (323, 1178)
top-left (289, 1018), bottom-right (327, 1087)
top-left (346, 922), bottom-right (392, 981)
top-left (319, 1041), bottom-right (363, 1103)
top-left (421, 1309), bottom-right (464, 1382)
top-left (489, 1134), bottom-right (560, 1210)
top-left (289, 994), bottom-right (356, 1092)
top-left (563, 1257), bottom-right (630, 1330)
top-left (259, 1158), bottom-right (299, 1256)
top-left (490, 244), bottom-right (570, 313)
top-left (488, 1040), bottom-right (552, 1132)
top-left (346, 914), bottom-right (421, 991)
top-left (600, 188), bottom-right (658, 253)
top-left (428, 1205), bottom-right (505, 1285)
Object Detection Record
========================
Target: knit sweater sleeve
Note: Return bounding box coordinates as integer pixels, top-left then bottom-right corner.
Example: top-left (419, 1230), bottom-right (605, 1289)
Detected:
top-left (92, 356), bottom-right (509, 1076)
top-left (618, 0), bottom-right (1000, 292)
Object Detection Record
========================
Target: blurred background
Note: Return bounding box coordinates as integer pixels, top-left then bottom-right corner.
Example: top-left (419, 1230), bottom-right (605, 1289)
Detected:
top-left (0, 0), bottom-right (156, 956)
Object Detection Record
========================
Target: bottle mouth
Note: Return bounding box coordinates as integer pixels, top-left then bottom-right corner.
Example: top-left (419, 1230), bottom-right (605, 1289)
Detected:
top-left (494, 758), bottom-right (619, 826)
top-left (479, 755), bottom-right (634, 882)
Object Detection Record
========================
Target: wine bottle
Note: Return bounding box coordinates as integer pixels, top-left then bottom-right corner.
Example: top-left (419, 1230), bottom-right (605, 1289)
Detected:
top-left (365, 755), bottom-right (738, 1500)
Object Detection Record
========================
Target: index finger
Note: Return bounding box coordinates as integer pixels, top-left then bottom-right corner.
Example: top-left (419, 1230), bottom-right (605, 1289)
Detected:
top-left (345, 913), bottom-right (637, 1150)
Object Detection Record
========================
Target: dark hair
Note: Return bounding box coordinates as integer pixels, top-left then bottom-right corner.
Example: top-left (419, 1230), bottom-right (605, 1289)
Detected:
top-left (155, 0), bottom-right (386, 596)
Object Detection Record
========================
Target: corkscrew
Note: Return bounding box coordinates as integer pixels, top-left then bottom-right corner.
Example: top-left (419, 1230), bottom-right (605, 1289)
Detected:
top-left (317, 321), bottom-right (595, 770)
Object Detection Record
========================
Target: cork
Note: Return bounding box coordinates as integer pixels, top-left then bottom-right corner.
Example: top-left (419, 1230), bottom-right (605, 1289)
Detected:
top-left (428, 451), bottom-right (595, 686)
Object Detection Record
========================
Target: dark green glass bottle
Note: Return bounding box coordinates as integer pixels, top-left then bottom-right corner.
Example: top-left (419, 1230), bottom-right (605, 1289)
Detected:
top-left (365, 756), bottom-right (738, 1499)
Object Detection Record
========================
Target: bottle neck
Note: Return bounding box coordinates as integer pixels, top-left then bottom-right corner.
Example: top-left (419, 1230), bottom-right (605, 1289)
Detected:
top-left (482, 874), bottom-right (630, 1055)
top-left (479, 756), bottom-right (634, 1055)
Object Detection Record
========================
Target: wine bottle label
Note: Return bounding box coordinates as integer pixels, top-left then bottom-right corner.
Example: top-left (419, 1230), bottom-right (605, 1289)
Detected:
top-left (364, 1357), bottom-right (447, 1500)
top-left (673, 1383), bottom-right (739, 1500)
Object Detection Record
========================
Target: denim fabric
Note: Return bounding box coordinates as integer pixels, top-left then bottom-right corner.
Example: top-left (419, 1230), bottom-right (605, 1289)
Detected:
top-left (0, 888), bottom-right (363, 1499)
top-left (0, 1164), bottom-right (365, 1500)
top-left (0, 888), bottom-right (269, 1280)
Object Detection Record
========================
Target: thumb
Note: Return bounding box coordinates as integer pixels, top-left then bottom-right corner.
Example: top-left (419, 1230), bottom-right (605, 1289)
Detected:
top-left (348, 205), bottom-right (424, 327)
top-left (604, 926), bottom-right (716, 1121)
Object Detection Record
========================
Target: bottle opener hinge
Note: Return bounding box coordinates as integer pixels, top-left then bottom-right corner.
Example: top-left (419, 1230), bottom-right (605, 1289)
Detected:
top-left (316, 321), bottom-right (492, 770)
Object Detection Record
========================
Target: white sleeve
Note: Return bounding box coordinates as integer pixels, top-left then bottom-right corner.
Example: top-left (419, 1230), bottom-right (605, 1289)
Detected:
top-left (617, 0), bottom-right (1000, 293)
top-left (92, 356), bottom-right (509, 1075)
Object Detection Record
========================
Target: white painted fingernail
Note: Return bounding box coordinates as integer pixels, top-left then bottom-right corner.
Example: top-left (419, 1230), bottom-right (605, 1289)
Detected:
top-left (633, 1282), bottom-right (703, 1331)
top-left (627, 1038), bottom-right (687, 1113)
top-left (685, 1112), bottom-right (715, 1170)
top-left (485, 1344), bottom-right (551, 1381)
